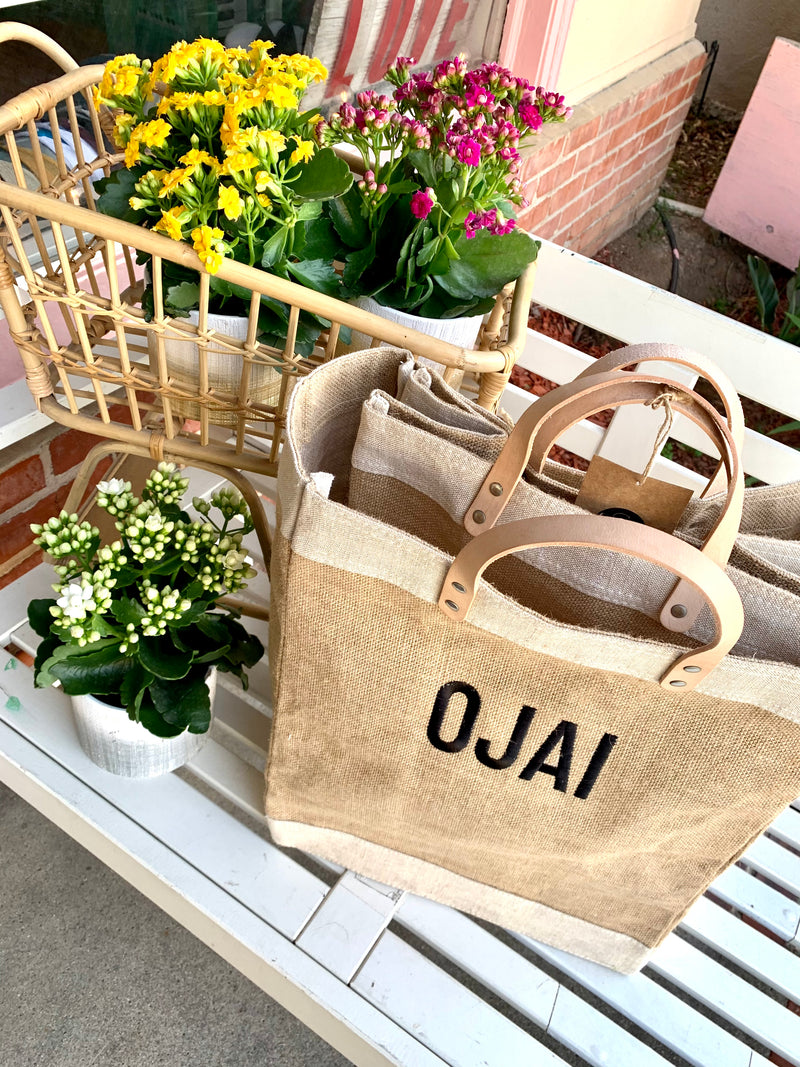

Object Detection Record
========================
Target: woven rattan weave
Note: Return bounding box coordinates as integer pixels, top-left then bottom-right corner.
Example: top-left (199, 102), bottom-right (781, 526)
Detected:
top-left (0, 22), bottom-right (535, 585)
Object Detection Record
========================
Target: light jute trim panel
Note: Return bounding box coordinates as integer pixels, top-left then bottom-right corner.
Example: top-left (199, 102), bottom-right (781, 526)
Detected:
top-left (267, 818), bottom-right (652, 974)
top-left (285, 485), bottom-right (800, 722)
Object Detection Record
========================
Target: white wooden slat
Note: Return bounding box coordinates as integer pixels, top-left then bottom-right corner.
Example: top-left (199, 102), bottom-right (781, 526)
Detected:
top-left (741, 836), bottom-right (800, 896)
top-left (212, 681), bottom-right (271, 754)
top-left (296, 871), bottom-right (405, 982)
top-left (680, 896), bottom-right (800, 1004)
top-left (0, 724), bottom-right (445, 1067)
top-left (768, 807), bottom-right (800, 852)
top-left (397, 896), bottom-right (676, 1067)
top-left (708, 865), bottom-right (800, 943)
top-left (185, 737), bottom-right (267, 822)
top-left (516, 328), bottom-right (800, 486)
top-left (516, 934), bottom-right (753, 1067)
top-left (533, 240), bottom-right (800, 421)
top-left (648, 934), bottom-right (800, 1065)
top-left (0, 563), bottom-right (53, 643)
top-left (351, 931), bottom-right (571, 1067)
top-left (0, 658), bottom-right (324, 939)
top-left (396, 896), bottom-right (558, 1028)
top-left (548, 985), bottom-right (673, 1067)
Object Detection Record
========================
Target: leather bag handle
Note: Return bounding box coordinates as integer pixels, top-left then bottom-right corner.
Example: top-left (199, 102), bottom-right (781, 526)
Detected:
top-left (465, 370), bottom-right (743, 632)
top-left (575, 343), bottom-right (745, 496)
top-left (439, 514), bottom-right (745, 692)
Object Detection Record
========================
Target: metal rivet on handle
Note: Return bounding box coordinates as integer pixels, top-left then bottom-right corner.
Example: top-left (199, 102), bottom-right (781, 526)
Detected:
top-left (472, 510), bottom-right (486, 525)
top-left (669, 679), bottom-right (687, 687)
top-left (452, 582), bottom-right (465, 593)
top-left (670, 603), bottom-right (688, 619)
top-left (444, 600), bottom-right (459, 612)
top-left (683, 665), bottom-right (701, 673)
top-left (489, 482), bottom-right (503, 497)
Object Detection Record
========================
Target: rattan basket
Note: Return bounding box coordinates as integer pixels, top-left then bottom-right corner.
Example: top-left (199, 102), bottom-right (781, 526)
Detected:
top-left (0, 22), bottom-right (536, 483)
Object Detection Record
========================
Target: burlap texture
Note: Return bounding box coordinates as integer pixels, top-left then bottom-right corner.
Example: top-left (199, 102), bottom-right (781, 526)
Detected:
top-left (266, 345), bottom-right (800, 972)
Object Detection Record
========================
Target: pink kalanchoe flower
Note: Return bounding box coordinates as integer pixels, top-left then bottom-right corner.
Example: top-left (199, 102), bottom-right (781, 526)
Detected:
top-left (519, 101), bottom-right (543, 131)
top-left (464, 82), bottom-right (496, 110)
top-left (410, 187), bottom-right (435, 219)
top-left (456, 137), bottom-right (481, 166)
top-left (464, 211), bottom-right (482, 239)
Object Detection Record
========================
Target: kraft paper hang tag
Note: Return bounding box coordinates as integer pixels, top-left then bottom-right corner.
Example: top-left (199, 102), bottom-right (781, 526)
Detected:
top-left (575, 455), bottom-right (694, 533)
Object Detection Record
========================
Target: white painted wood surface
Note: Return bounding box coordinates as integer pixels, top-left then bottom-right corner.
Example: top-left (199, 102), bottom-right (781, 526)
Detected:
top-left (3, 242), bottom-right (800, 1065)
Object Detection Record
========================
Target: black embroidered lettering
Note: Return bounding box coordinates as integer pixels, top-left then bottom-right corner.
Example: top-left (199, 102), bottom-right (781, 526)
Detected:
top-left (573, 733), bottom-right (618, 799)
top-left (427, 681), bottom-right (481, 753)
top-left (475, 706), bottom-right (536, 770)
top-left (518, 720), bottom-right (576, 791)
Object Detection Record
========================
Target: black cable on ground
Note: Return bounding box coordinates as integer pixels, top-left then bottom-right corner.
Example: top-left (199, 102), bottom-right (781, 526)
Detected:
top-left (655, 202), bottom-right (680, 293)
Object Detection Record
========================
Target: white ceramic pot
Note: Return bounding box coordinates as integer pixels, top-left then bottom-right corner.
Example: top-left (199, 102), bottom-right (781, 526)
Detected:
top-left (348, 295), bottom-right (485, 353)
top-left (70, 670), bottom-right (216, 779)
top-left (155, 310), bottom-right (281, 426)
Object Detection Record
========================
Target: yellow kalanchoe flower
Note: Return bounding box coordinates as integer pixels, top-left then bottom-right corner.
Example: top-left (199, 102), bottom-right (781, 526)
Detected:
top-left (157, 90), bottom-right (226, 116)
top-left (135, 118), bottom-right (171, 149)
top-left (154, 207), bottom-right (189, 240)
top-left (179, 148), bottom-right (220, 170)
top-left (192, 225), bottom-right (226, 274)
top-left (217, 184), bottom-right (243, 221)
top-left (290, 138), bottom-right (314, 165)
top-left (221, 150), bottom-right (260, 175)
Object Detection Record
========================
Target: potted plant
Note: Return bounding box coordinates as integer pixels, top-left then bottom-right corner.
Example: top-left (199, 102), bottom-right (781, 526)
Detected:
top-left (92, 36), bottom-right (354, 397)
top-left (316, 55), bottom-right (572, 347)
top-left (27, 463), bottom-right (265, 778)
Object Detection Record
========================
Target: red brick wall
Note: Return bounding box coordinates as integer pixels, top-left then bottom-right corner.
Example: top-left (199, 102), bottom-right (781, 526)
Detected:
top-left (518, 44), bottom-right (707, 256)
top-left (0, 423), bottom-right (111, 591)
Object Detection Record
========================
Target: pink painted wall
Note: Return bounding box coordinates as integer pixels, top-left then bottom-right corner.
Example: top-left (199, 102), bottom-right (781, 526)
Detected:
top-left (705, 37), bottom-right (800, 270)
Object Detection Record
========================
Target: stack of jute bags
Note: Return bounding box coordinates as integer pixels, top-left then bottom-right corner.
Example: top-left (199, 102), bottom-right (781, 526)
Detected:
top-left (264, 341), bottom-right (800, 973)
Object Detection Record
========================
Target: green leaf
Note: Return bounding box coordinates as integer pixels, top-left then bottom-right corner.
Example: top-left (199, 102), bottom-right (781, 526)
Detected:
top-left (287, 147), bottom-right (353, 201)
top-left (28, 598), bottom-right (57, 639)
top-left (387, 179), bottom-right (419, 195)
top-left (111, 597), bottom-right (147, 627)
top-left (296, 201), bottom-right (323, 221)
top-left (747, 254), bottom-right (780, 333)
top-left (166, 281), bottom-right (200, 311)
top-left (303, 216), bottom-right (345, 261)
top-left (137, 696), bottom-right (185, 738)
top-left (343, 245), bottom-right (376, 290)
top-left (327, 187), bottom-right (369, 248)
top-left (417, 290), bottom-right (495, 319)
top-left (439, 228), bottom-right (539, 300)
top-left (32, 635), bottom-right (60, 687)
top-left (42, 645), bottom-right (131, 696)
top-left (407, 150), bottom-right (439, 189)
top-left (768, 419), bottom-right (800, 435)
top-left (149, 673), bottom-right (211, 732)
top-left (138, 636), bottom-right (193, 680)
top-left (261, 227), bottom-right (288, 269)
top-left (287, 258), bottom-right (341, 297)
top-left (210, 276), bottom-right (252, 304)
top-left (95, 170), bottom-right (143, 224)
top-left (120, 660), bottom-right (152, 712)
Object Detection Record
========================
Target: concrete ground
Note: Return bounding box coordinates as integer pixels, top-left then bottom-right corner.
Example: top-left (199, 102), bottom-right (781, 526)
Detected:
top-left (0, 780), bottom-right (348, 1067)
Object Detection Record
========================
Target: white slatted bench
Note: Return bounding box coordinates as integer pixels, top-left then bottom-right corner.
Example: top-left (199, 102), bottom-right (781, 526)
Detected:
top-left (2, 239), bottom-right (800, 1067)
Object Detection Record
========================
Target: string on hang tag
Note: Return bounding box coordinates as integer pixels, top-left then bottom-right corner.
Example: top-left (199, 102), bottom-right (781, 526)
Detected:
top-left (637, 391), bottom-right (676, 485)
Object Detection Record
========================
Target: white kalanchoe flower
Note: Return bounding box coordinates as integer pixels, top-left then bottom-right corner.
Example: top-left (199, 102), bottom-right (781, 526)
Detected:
top-left (96, 478), bottom-right (136, 517)
top-left (144, 462), bottom-right (189, 506)
top-left (55, 581), bottom-right (96, 621)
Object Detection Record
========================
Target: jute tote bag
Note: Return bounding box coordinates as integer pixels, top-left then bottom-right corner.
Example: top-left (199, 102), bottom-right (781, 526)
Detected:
top-left (265, 346), bottom-right (800, 973)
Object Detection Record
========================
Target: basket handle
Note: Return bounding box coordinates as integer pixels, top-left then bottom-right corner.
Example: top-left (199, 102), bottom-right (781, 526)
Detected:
top-left (439, 513), bottom-right (744, 692)
top-left (464, 370), bottom-right (743, 633)
top-left (574, 342), bottom-right (745, 496)
top-left (0, 22), bottom-right (78, 73)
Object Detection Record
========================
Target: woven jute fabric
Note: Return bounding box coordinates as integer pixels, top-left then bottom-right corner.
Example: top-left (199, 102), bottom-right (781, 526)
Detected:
top-left (265, 346), bottom-right (800, 973)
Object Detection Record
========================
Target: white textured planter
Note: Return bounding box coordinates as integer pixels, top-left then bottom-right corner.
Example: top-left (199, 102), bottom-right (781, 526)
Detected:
top-left (155, 310), bottom-right (281, 426)
top-left (71, 670), bottom-right (216, 779)
top-left (349, 295), bottom-right (485, 353)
